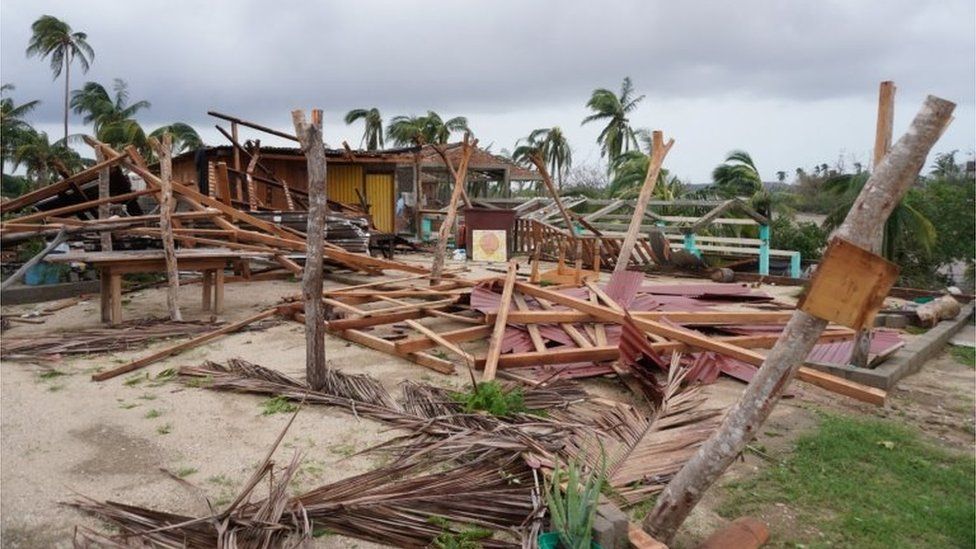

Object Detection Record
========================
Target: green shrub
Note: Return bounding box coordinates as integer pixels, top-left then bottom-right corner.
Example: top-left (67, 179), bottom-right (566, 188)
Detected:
top-left (451, 381), bottom-right (527, 417)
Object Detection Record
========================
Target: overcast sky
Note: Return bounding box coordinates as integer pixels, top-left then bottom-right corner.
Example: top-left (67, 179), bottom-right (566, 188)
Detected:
top-left (2, 0), bottom-right (974, 182)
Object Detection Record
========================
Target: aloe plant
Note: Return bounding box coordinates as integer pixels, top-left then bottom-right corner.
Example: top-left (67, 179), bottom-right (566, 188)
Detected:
top-left (546, 454), bottom-right (606, 549)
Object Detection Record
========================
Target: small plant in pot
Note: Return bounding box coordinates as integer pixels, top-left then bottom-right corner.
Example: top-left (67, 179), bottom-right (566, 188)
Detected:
top-left (540, 455), bottom-right (606, 549)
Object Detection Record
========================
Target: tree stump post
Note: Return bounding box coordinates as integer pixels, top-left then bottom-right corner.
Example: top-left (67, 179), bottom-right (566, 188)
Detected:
top-left (430, 134), bottom-right (476, 283)
top-left (293, 109), bottom-right (329, 391)
top-left (614, 131), bottom-right (674, 274)
top-left (148, 134), bottom-right (182, 322)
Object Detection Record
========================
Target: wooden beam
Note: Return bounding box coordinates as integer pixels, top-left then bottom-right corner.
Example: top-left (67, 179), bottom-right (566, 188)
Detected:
top-left (482, 261), bottom-right (518, 381)
top-left (394, 325), bottom-right (492, 354)
top-left (0, 153), bottom-right (127, 214)
top-left (614, 130), bottom-right (674, 274)
top-left (148, 134), bottom-right (183, 322)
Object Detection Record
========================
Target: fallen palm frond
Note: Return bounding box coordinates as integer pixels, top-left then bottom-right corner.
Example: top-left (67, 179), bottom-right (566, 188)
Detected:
top-left (0, 318), bottom-right (227, 361)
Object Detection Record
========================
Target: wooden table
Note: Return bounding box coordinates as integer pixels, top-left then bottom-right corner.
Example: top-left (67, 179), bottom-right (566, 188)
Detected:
top-left (47, 249), bottom-right (270, 325)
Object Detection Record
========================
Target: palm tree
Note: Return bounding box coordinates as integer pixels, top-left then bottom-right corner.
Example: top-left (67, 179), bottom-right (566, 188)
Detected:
top-left (13, 129), bottom-right (83, 188)
top-left (1, 84), bottom-right (41, 177)
top-left (148, 123), bottom-right (204, 155)
top-left (25, 15), bottom-right (94, 142)
top-left (712, 150), bottom-right (763, 198)
top-left (582, 77), bottom-right (644, 163)
top-left (607, 150), bottom-right (681, 199)
top-left (344, 108), bottom-right (384, 150)
top-left (930, 150), bottom-right (961, 179)
top-left (386, 111), bottom-right (468, 147)
top-left (71, 79), bottom-right (202, 158)
top-left (823, 172), bottom-right (936, 260)
top-left (522, 127), bottom-right (573, 190)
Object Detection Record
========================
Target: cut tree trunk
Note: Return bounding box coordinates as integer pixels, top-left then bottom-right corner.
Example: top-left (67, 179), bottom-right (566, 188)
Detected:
top-left (148, 134), bottom-right (182, 322)
top-left (642, 94), bottom-right (955, 542)
top-left (96, 149), bottom-right (112, 251)
top-left (293, 109), bottom-right (329, 391)
top-left (614, 131), bottom-right (674, 274)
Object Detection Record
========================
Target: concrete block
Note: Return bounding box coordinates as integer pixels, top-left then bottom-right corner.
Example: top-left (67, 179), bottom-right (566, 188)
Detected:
top-left (884, 314), bottom-right (909, 329)
top-left (593, 515), bottom-right (618, 549)
top-left (596, 502), bottom-right (629, 548)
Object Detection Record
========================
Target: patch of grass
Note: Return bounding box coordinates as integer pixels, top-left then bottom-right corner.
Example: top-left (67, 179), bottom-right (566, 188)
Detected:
top-left (123, 373), bottom-right (147, 387)
top-left (904, 325), bottom-right (929, 335)
top-left (185, 375), bottom-right (213, 388)
top-left (117, 400), bottom-right (139, 410)
top-left (137, 393), bottom-right (157, 401)
top-left (328, 443), bottom-right (357, 458)
top-left (949, 346), bottom-right (975, 368)
top-left (719, 413), bottom-right (975, 548)
top-left (37, 369), bottom-right (66, 380)
top-left (156, 423), bottom-right (172, 435)
top-left (450, 381), bottom-right (528, 417)
top-left (428, 516), bottom-right (493, 548)
top-left (207, 474), bottom-right (234, 487)
top-left (47, 384), bottom-right (65, 392)
top-left (175, 467), bottom-right (198, 478)
top-left (144, 409), bottom-right (162, 419)
top-left (260, 396), bottom-right (298, 416)
top-left (149, 368), bottom-right (178, 387)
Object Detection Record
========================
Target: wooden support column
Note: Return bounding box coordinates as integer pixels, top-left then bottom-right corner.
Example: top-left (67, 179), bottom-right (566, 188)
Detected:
top-left (851, 80), bottom-right (896, 368)
top-left (614, 130), bottom-right (675, 274)
top-left (643, 95), bottom-right (955, 542)
top-left (430, 134), bottom-right (476, 283)
top-left (215, 162), bottom-right (232, 205)
top-left (293, 108), bottom-right (329, 391)
top-left (96, 149), bottom-right (112, 251)
top-left (231, 121), bottom-right (241, 174)
top-left (528, 153), bottom-right (575, 232)
top-left (148, 134), bottom-right (183, 321)
top-left (245, 139), bottom-right (261, 211)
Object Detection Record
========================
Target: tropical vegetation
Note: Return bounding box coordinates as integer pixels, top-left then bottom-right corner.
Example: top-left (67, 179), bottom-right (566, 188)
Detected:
top-left (582, 76), bottom-right (645, 164)
top-left (386, 111), bottom-right (468, 146)
top-left (344, 107), bottom-right (384, 150)
top-left (25, 15), bottom-right (94, 141)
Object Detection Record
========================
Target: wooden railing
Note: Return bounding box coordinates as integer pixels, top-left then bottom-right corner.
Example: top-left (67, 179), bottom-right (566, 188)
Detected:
top-left (514, 218), bottom-right (656, 271)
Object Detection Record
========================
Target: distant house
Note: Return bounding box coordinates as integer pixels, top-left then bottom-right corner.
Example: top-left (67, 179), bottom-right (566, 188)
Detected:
top-left (171, 143), bottom-right (540, 237)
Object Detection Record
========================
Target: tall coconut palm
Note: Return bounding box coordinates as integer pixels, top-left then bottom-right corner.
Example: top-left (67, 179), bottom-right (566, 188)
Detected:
top-left (823, 172), bottom-right (936, 261)
top-left (344, 108), bottom-right (384, 150)
top-left (523, 127), bottom-right (573, 190)
top-left (13, 129), bottom-right (84, 189)
top-left (386, 111), bottom-right (468, 147)
top-left (1, 84), bottom-right (41, 177)
top-left (582, 77), bottom-right (644, 163)
top-left (930, 150), bottom-right (962, 179)
top-left (25, 15), bottom-right (94, 142)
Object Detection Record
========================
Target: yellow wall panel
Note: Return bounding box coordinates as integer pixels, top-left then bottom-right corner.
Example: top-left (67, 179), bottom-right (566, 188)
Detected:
top-left (365, 173), bottom-right (395, 233)
top-left (327, 164), bottom-right (363, 205)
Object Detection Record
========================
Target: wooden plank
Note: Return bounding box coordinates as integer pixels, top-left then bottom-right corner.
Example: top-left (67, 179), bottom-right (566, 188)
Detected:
top-left (514, 294), bottom-right (547, 352)
top-left (92, 308), bottom-right (279, 381)
top-left (6, 188), bottom-right (157, 225)
top-left (335, 328), bottom-right (455, 374)
top-left (482, 260), bottom-right (518, 381)
top-left (0, 153), bottom-right (126, 214)
top-left (394, 325), bottom-right (492, 354)
top-left (404, 319), bottom-right (475, 367)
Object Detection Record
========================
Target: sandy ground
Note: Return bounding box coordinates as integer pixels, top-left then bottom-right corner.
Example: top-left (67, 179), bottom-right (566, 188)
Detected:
top-left (1, 260), bottom-right (971, 547)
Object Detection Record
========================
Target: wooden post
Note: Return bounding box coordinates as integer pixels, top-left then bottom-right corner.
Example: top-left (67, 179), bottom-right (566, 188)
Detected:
top-left (614, 131), bottom-right (674, 274)
top-left (231, 121), bottom-right (241, 174)
top-left (482, 260), bottom-right (518, 381)
top-left (245, 139), bottom-right (261, 211)
top-left (642, 95), bottom-right (955, 542)
top-left (96, 149), bottom-right (112, 251)
top-left (293, 109), bottom-right (329, 391)
top-left (148, 134), bottom-right (183, 322)
top-left (528, 153), bottom-right (575, 232)
top-left (851, 81), bottom-right (896, 367)
top-left (430, 134), bottom-right (476, 283)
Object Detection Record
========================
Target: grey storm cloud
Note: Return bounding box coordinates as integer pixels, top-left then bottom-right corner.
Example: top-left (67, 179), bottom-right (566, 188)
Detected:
top-left (2, 0), bottom-right (974, 180)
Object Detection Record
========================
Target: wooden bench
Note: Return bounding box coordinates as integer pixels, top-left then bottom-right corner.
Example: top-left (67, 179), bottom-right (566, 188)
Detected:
top-left (47, 249), bottom-right (270, 325)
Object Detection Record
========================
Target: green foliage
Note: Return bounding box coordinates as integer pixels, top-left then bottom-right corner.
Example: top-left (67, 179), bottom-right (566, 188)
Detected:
top-left (156, 423), bottom-right (172, 435)
top-left (37, 369), bottom-right (66, 380)
top-left (451, 381), bottom-right (528, 417)
top-left (144, 409), bottom-right (161, 419)
top-left (175, 466), bottom-right (197, 478)
top-left (582, 76), bottom-right (644, 162)
top-left (345, 108), bottom-right (384, 150)
top-left (512, 127), bottom-right (573, 189)
top-left (386, 111), bottom-right (468, 146)
top-left (720, 413), bottom-right (975, 548)
top-left (428, 516), bottom-right (492, 548)
top-left (1, 174), bottom-right (31, 197)
top-left (712, 150), bottom-right (763, 198)
top-left (769, 214), bottom-right (827, 260)
top-left (546, 456), bottom-right (606, 549)
top-left (949, 346), bottom-right (975, 368)
top-left (260, 396), bottom-right (298, 415)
